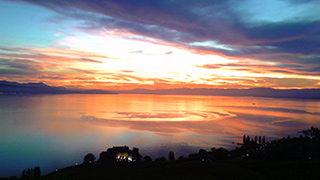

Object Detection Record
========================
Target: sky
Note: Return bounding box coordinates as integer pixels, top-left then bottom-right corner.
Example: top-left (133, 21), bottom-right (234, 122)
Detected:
top-left (0, 0), bottom-right (320, 90)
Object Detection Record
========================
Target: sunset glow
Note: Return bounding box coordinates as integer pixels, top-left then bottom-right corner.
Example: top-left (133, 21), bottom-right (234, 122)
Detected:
top-left (1, 0), bottom-right (320, 90)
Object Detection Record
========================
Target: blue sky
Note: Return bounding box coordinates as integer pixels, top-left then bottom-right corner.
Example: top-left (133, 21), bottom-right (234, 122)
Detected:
top-left (0, 1), bottom-right (59, 46)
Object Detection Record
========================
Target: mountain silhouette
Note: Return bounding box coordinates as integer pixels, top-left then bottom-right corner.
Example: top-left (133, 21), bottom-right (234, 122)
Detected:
top-left (117, 87), bottom-right (320, 99)
top-left (0, 81), bottom-right (115, 95)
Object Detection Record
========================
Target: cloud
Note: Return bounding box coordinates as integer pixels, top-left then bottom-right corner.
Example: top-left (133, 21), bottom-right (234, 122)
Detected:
top-left (12, 0), bottom-right (318, 75)
top-left (0, 46), bottom-right (116, 86)
top-left (2, 0), bottom-right (320, 89)
top-left (197, 60), bottom-right (320, 78)
top-left (0, 59), bottom-right (44, 75)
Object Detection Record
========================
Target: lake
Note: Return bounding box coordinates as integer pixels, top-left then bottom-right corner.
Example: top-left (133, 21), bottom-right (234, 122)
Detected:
top-left (1, 94), bottom-right (320, 177)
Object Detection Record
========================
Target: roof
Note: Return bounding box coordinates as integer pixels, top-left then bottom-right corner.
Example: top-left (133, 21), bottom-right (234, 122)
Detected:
top-left (107, 146), bottom-right (132, 154)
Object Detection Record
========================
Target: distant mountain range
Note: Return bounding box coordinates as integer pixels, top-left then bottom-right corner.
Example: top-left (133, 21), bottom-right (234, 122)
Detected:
top-left (2, 80), bottom-right (320, 99)
top-left (117, 88), bottom-right (320, 99)
top-left (0, 81), bottom-right (115, 95)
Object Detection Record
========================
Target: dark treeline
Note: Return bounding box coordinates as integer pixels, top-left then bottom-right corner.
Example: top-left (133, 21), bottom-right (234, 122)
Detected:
top-left (187, 126), bottom-right (320, 162)
top-left (21, 166), bottom-right (41, 179)
top-left (76, 126), bottom-right (320, 167)
top-left (40, 126), bottom-right (319, 179)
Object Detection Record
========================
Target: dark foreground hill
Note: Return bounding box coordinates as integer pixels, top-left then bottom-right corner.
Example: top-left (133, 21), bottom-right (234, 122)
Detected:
top-left (22, 159), bottom-right (320, 180)
top-left (0, 81), bottom-right (115, 95)
top-left (1, 159), bottom-right (319, 180)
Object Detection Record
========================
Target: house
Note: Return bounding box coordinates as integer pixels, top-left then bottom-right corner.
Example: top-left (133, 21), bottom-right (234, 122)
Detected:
top-left (99, 146), bottom-right (141, 164)
top-left (108, 146), bottom-right (133, 162)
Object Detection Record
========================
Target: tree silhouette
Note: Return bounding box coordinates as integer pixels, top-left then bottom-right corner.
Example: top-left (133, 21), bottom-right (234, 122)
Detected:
top-left (34, 166), bottom-right (41, 178)
top-left (22, 167), bottom-right (40, 178)
top-left (27, 168), bottom-right (33, 177)
top-left (154, 157), bottom-right (166, 162)
top-left (300, 126), bottom-right (320, 141)
top-left (21, 170), bottom-right (26, 178)
top-left (132, 147), bottom-right (142, 162)
top-left (259, 136), bottom-right (262, 144)
top-left (169, 151), bottom-right (175, 161)
top-left (143, 156), bottom-right (152, 162)
top-left (178, 156), bottom-right (185, 161)
top-left (84, 153), bottom-right (96, 164)
top-left (243, 135), bottom-right (246, 144)
top-left (198, 149), bottom-right (207, 155)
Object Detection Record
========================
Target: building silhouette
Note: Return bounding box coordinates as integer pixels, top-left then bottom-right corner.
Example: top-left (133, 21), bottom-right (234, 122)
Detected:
top-left (99, 146), bottom-right (141, 164)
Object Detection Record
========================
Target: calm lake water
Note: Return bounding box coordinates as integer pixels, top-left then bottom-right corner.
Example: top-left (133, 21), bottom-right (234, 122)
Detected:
top-left (1, 94), bottom-right (320, 177)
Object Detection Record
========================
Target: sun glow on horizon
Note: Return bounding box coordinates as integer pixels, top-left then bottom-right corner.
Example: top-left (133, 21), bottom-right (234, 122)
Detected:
top-left (41, 31), bottom-right (319, 90)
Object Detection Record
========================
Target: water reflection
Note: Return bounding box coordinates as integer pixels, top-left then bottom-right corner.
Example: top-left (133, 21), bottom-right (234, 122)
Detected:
top-left (1, 94), bottom-right (320, 177)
